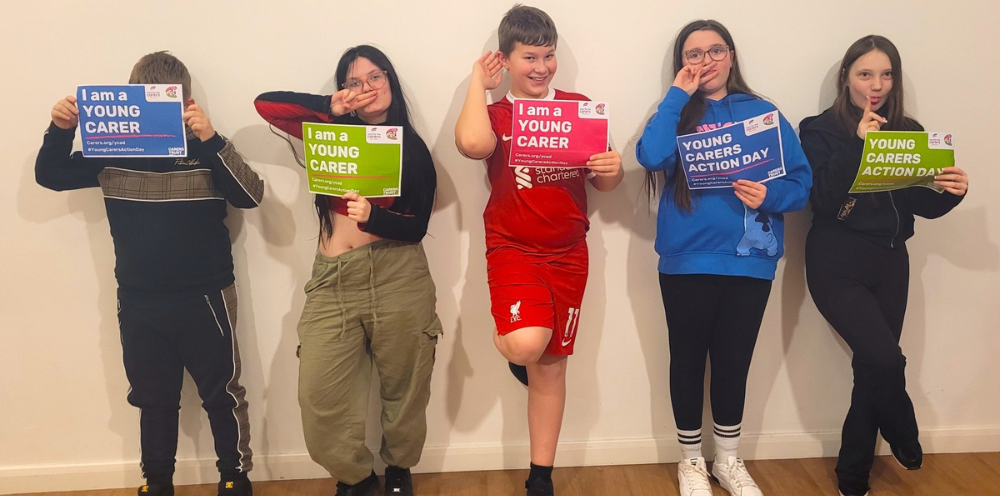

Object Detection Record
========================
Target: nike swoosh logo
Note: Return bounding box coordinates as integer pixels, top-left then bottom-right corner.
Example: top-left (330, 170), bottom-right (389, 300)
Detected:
top-left (502, 134), bottom-right (512, 141)
top-left (561, 337), bottom-right (573, 347)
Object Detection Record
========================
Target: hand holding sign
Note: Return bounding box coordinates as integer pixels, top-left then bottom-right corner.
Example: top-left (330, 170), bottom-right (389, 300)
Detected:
top-left (343, 191), bottom-right (372, 222)
top-left (733, 179), bottom-right (767, 209)
top-left (673, 63), bottom-right (715, 96)
top-left (183, 103), bottom-right (215, 142)
top-left (51, 95), bottom-right (80, 130)
top-left (330, 88), bottom-right (378, 117)
top-left (473, 51), bottom-right (504, 91)
top-left (856, 96), bottom-right (888, 139)
top-left (934, 166), bottom-right (969, 196)
top-left (587, 150), bottom-right (622, 177)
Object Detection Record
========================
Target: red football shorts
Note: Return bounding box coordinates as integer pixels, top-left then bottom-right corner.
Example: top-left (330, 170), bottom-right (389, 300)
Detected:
top-left (487, 243), bottom-right (588, 355)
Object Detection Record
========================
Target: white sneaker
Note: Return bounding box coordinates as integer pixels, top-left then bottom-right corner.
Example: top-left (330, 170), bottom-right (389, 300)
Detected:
top-left (677, 457), bottom-right (713, 496)
top-left (712, 455), bottom-right (763, 496)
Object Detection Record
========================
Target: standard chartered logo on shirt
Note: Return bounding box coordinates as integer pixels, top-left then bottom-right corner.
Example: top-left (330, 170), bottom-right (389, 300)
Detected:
top-left (514, 167), bottom-right (533, 189)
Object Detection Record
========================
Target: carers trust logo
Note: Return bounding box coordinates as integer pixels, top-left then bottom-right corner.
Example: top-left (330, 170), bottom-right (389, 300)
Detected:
top-left (145, 85), bottom-right (162, 99)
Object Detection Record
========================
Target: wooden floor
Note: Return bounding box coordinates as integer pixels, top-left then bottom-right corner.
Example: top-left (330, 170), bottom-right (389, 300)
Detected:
top-left (12, 452), bottom-right (1000, 495)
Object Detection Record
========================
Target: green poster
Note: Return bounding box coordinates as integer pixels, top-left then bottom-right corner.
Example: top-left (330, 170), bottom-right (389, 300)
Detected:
top-left (302, 123), bottom-right (403, 197)
top-left (849, 131), bottom-right (954, 193)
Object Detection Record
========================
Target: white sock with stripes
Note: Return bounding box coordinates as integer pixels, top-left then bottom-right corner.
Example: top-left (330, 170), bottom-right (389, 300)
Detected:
top-left (714, 423), bottom-right (741, 462)
top-left (677, 428), bottom-right (703, 460)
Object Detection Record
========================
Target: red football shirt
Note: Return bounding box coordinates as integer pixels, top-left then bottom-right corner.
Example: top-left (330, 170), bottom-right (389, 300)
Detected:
top-left (484, 89), bottom-right (591, 261)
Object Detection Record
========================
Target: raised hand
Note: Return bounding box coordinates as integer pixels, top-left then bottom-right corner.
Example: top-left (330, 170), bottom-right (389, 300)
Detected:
top-left (51, 96), bottom-right (79, 130)
top-left (473, 50), bottom-right (504, 91)
top-left (330, 88), bottom-right (378, 117)
top-left (673, 63), bottom-right (714, 96)
top-left (183, 103), bottom-right (216, 141)
top-left (857, 96), bottom-right (888, 139)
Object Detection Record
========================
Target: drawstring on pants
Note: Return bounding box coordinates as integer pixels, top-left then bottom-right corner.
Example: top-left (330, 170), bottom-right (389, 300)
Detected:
top-left (336, 257), bottom-right (346, 339)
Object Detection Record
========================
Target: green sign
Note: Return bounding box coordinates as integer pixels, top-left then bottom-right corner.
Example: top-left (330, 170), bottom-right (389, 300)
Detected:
top-left (302, 123), bottom-right (403, 197)
top-left (850, 131), bottom-right (954, 193)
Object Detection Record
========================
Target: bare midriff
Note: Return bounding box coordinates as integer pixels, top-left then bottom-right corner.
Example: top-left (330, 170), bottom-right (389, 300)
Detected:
top-left (318, 212), bottom-right (382, 258)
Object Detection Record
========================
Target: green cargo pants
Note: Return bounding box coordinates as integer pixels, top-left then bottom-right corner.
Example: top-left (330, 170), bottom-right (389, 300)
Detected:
top-left (297, 239), bottom-right (441, 484)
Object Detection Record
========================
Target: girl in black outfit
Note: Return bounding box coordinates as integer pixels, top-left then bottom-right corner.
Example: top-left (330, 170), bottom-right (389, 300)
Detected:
top-left (799, 35), bottom-right (968, 496)
top-left (255, 45), bottom-right (441, 496)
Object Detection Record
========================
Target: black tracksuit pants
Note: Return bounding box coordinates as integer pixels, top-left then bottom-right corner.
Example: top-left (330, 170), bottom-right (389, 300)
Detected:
top-left (118, 283), bottom-right (252, 480)
top-left (805, 225), bottom-right (919, 491)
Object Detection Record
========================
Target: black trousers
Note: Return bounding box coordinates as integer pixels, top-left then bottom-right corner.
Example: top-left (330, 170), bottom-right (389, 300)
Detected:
top-left (659, 273), bottom-right (772, 431)
top-left (805, 225), bottom-right (918, 491)
top-left (118, 284), bottom-right (252, 480)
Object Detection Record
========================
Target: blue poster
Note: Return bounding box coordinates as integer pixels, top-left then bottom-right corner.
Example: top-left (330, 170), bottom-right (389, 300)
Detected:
top-left (77, 84), bottom-right (187, 157)
top-left (676, 111), bottom-right (785, 189)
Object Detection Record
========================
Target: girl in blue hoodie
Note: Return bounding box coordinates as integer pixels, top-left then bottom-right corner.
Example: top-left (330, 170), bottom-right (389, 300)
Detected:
top-left (636, 20), bottom-right (812, 496)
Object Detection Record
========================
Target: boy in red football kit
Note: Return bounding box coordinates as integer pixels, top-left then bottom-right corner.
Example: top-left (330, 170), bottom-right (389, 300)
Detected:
top-left (455, 5), bottom-right (623, 495)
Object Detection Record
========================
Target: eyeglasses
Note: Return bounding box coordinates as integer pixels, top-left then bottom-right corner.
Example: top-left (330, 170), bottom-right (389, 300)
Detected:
top-left (342, 70), bottom-right (388, 93)
top-left (683, 45), bottom-right (731, 65)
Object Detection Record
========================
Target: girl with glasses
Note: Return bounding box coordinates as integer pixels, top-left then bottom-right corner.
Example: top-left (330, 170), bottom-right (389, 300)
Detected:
top-left (799, 35), bottom-right (968, 496)
top-left (255, 45), bottom-right (441, 496)
top-left (636, 19), bottom-right (812, 496)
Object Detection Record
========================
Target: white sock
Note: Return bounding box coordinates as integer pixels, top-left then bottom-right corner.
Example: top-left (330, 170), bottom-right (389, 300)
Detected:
top-left (713, 423), bottom-right (741, 462)
top-left (677, 428), bottom-right (703, 460)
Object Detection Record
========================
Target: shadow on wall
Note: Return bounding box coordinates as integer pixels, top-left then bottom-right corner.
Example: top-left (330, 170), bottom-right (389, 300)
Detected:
top-left (225, 114), bottom-right (305, 479)
top-left (623, 35), bottom-right (678, 461)
top-left (232, 62), bottom-right (334, 474)
top-left (16, 147), bottom-right (141, 485)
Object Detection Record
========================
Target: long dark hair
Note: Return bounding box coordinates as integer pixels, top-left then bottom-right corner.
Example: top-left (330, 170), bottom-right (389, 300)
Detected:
top-left (317, 45), bottom-right (434, 238)
top-left (645, 20), bottom-right (759, 212)
top-left (831, 35), bottom-right (918, 134)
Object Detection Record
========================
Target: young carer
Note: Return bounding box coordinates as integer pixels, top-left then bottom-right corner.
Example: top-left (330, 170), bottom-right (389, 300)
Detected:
top-left (799, 35), bottom-right (968, 496)
top-left (455, 5), bottom-right (623, 496)
top-left (36, 51), bottom-right (263, 496)
top-left (255, 45), bottom-right (441, 496)
top-left (635, 20), bottom-right (812, 496)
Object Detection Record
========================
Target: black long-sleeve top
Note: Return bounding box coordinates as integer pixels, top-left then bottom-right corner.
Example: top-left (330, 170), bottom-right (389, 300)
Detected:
top-left (254, 91), bottom-right (436, 243)
top-left (36, 124), bottom-right (264, 294)
top-left (799, 108), bottom-right (963, 248)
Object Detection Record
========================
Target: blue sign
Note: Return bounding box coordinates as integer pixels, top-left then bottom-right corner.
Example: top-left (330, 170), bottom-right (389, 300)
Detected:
top-left (77, 84), bottom-right (187, 157)
top-left (676, 111), bottom-right (785, 189)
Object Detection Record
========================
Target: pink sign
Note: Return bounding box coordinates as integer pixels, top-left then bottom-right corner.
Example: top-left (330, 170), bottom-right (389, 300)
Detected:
top-left (509, 99), bottom-right (609, 168)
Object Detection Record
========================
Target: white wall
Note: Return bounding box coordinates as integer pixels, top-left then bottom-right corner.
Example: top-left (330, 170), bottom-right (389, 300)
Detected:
top-left (2, 0), bottom-right (998, 493)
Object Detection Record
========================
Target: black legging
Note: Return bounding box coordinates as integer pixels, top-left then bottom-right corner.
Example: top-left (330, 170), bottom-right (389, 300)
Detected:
top-left (659, 273), bottom-right (772, 431)
top-left (805, 225), bottom-right (918, 489)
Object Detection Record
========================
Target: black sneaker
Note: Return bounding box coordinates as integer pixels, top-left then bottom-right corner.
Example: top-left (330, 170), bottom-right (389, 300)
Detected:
top-left (509, 361), bottom-right (529, 386)
top-left (384, 465), bottom-right (413, 495)
top-left (137, 484), bottom-right (174, 496)
top-left (525, 477), bottom-right (554, 496)
top-left (336, 471), bottom-right (380, 496)
top-left (218, 477), bottom-right (252, 496)
top-left (890, 439), bottom-right (923, 470)
top-left (837, 480), bottom-right (868, 496)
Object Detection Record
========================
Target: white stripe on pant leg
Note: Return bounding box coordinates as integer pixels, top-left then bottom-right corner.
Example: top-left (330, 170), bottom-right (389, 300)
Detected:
top-left (222, 286), bottom-right (249, 472)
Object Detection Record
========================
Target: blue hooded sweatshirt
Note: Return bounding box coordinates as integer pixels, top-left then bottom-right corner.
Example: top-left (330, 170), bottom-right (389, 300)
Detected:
top-left (636, 86), bottom-right (812, 280)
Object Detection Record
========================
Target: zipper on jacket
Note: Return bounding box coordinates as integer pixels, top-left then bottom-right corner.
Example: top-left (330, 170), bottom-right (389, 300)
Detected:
top-left (888, 191), bottom-right (900, 248)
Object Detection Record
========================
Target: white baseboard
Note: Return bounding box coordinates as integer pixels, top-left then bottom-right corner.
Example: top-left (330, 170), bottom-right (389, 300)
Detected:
top-left (3, 426), bottom-right (998, 494)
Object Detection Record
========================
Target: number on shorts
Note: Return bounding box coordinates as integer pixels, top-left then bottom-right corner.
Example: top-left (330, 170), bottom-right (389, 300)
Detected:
top-left (563, 307), bottom-right (581, 341)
